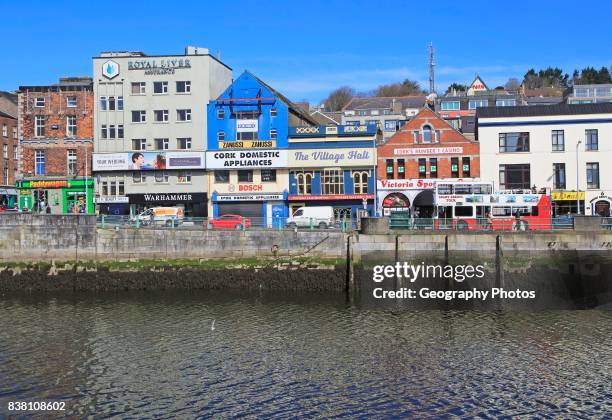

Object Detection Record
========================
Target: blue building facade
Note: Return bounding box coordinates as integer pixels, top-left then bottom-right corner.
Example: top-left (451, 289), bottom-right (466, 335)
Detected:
top-left (206, 71), bottom-right (317, 226)
top-left (287, 125), bottom-right (378, 221)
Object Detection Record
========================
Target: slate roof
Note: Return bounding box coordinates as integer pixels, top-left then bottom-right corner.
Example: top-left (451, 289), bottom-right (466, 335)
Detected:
top-left (342, 96), bottom-right (426, 111)
top-left (0, 110), bottom-right (16, 120)
top-left (477, 102), bottom-right (612, 118)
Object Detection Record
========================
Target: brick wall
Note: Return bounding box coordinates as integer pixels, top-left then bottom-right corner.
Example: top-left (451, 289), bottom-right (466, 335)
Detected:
top-left (0, 113), bottom-right (18, 185)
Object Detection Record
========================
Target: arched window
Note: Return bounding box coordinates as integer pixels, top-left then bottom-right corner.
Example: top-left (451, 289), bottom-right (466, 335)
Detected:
top-left (296, 171), bottom-right (313, 195)
top-left (217, 131), bottom-right (225, 141)
top-left (422, 125), bottom-right (433, 143)
top-left (353, 171), bottom-right (369, 194)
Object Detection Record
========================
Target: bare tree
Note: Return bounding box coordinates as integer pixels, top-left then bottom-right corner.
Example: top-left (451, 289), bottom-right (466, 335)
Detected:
top-left (323, 86), bottom-right (355, 111)
top-left (504, 78), bottom-right (520, 91)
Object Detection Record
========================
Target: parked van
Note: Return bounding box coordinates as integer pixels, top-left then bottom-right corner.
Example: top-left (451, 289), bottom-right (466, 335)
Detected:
top-left (286, 206), bottom-right (335, 229)
top-left (135, 207), bottom-right (184, 226)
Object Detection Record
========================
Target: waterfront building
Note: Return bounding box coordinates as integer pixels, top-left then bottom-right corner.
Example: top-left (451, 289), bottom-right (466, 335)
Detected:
top-left (566, 84), bottom-right (612, 104)
top-left (206, 71), bottom-right (318, 225)
top-left (376, 107), bottom-right (480, 217)
top-left (17, 77), bottom-right (94, 213)
top-left (476, 103), bottom-right (612, 216)
top-left (0, 92), bottom-right (18, 207)
top-left (435, 76), bottom-right (523, 136)
top-left (287, 124), bottom-right (378, 220)
top-left (341, 96), bottom-right (426, 142)
top-left (93, 46), bottom-right (232, 217)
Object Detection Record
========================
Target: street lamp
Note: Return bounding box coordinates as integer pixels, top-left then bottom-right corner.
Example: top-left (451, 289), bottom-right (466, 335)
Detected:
top-left (576, 140), bottom-right (582, 215)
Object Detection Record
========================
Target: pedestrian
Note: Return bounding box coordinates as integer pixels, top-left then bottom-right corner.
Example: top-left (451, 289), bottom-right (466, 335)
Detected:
top-left (486, 211), bottom-right (493, 230)
top-left (514, 209), bottom-right (521, 231)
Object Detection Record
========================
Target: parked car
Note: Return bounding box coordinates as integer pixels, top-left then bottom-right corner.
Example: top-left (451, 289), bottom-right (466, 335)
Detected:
top-left (133, 207), bottom-right (184, 226)
top-left (207, 214), bottom-right (251, 230)
top-left (286, 206), bottom-right (335, 229)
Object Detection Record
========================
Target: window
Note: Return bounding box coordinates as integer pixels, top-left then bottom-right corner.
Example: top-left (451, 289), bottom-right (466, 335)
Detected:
top-left (295, 171), bottom-right (313, 194)
top-left (176, 81), bottom-right (191, 93)
top-left (177, 109), bottom-right (191, 122)
top-left (132, 172), bottom-right (146, 183)
top-left (35, 97), bottom-right (45, 107)
top-left (154, 110), bottom-right (169, 122)
top-left (101, 124), bottom-right (107, 139)
top-left (216, 109), bottom-right (225, 119)
top-left (35, 115), bottom-right (45, 137)
top-left (455, 206), bottom-right (474, 217)
top-left (496, 99), bottom-right (516, 107)
top-left (386, 159), bottom-right (394, 179)
top-left (67, 150), bottom-right (77, 176)
top-left (418, 158), bottom-right (426, 178)
top-left (2, 144), bottom-right (7, 159)
top-left (67, 96), bottom-right (77, 107)
top-left (384, 120), bottom-right (398, 131)
top-left (153, 81), bottom-right (168, 94)
top-left (412, 131), bottom-right (419, 143)
top-left (155, 171), bottom-right (169, 183)
top-left (462, 157), bottom-right (471, 178)
top-left (118, 96), bottom-right (123, 111)
top-left (553, 163), bottom-right (566, 189)
top-left (132, 110), bottom-right (146, 123)
top-left (132, 139), bottom-right (146, 150)
top-left (238, 170), bottom-right (253, 183)
top-left (344, 120), bottom-right (359, 126)
top-left (552, 130), bottom-right (565, 152)
top-left (66, 115), bottom-right (77, 137)
top-left (155, 138), bottom-right (169, 150)
top-left (270, 108), bottom-right (277, 117)
top-left (214, 170), bottom-right (229, 183)
top-left (586, 163), bottom-right (600, 189)
top-left (13, 127), bottom-right (17, 139)
top-left (100, 96), bottom-right (107, 111)
top-left (131, 82), bottom-right (146, 94)
top-left (101, 180), bottom-right (125, 196)
top-left (451, 157), bottom-right (459, 178)
top-left (270, 129), bottom-right (277, 140)
top-left (499, 164), bottom-right (530, 189)
top-left (441, 101), bottom-right (460, 111)
top-left (468, 99), bottom-right (488, 109)
top-left (421, 125), bottom-right (433, 143)
top-left (397, 159), bottom-right (405, 179)
top-left (177, 138), bottom-right (192, 150)
top-left (585, 129), bottom-right (598, 151)
top-left (13, 145), bottom-right (18, 160)
top-left (217, 131), bottom-right (225, 141)
top-left (260, 169), bottom-right (276, 182)
top-left (108, 96), bottom-right (116, 111)
top-left (178, 171), bottom-right (192, 183)
top-left (322, 169), bottom-right (344, 194)
top-left (109, 125), bottom-right (116, 139)
top-left (435, 130), bottom-right (441, 142)
top-left (353, 171), bottom-right (369, 194)
top-left (2, 124), bottom-right (6, 137)
top-left (499, 132), bottom-right (530, 152)
top-left (35, 150), bottom-right (45, 175)
top-left (3, 167), bottom-right (7, 185)
top-left (117, 124), bottom-right (124, 139)
top-left (429, 158), bottom-right (438, 178)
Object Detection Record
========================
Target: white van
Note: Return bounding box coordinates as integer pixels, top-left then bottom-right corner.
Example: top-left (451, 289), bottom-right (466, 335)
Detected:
top-left (134, 207), bottom-right (184, 226)
top-left (286, 206), bottom-right (335, 229)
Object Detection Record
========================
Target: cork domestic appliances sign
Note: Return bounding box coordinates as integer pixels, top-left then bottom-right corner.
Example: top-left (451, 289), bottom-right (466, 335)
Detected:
top-left (393, 147), bottom-right (463, 155)
top-left (206, 150), bottom-right (287, 169)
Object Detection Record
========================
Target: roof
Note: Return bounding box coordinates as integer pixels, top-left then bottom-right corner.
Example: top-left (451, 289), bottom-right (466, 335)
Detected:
top-left (245, 71), bottom-right (318, 125)
top-left (342, 96), bottom-right (426, 111)
top-left (526, 96), bottom-right (564, 105)
top-left (477, 102), bottom-right (612, 118)
top-left (522, 87), bottom-right (564, 97)
top-left (0, 110), bottom-right (16, 120)
top-left (309, 110), bottom-right (342, 125)
top-left (19, 77), bottom-right (93, 91)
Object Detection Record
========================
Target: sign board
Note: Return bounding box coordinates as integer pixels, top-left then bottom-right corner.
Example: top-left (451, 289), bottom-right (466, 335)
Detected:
top-left (93, 152), bottom-right (205, 171)
top-left (288, 148), bottom-right (375, 167)
top-left (288, 194), bottom-right (374, 201)
top-left (128, 193), bottom-right (206, 204)
top-left (393, 147), bottom-right (463, 155)
top-left (377, 179), bottom-right (436, 190)
top-left (236, 119), bottom-right (258, 132)
top-left (96, 196), bottom-right (129, 204)
top-left (552, 191), bottom-right (585, 201)
top-left (215, 193), bottom-right (284, 202)
top-left (206, 150), bottom-right (287, 169)
top-left (220, 140), bottom-right (276, 149)
top-left (436, 194), bottom-right (541, 206)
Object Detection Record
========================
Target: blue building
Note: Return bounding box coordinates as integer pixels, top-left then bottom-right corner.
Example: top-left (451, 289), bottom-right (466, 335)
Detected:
top-left (287, 125), bottom-right (379, 221)
top-left (206, 71), bottom-right (317, 225)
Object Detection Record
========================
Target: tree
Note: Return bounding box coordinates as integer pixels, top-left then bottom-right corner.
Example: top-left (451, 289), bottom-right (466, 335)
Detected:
top-left (372, 79), bottom-right (426, 97)
top-left (445, 82), bottom-right (468, 94)
top-left (323, 86), bottom-right (355, 111)
top-left (504, 78), bottom-right (520, 91)
top-left (522, 67), bottom-right (569, 89)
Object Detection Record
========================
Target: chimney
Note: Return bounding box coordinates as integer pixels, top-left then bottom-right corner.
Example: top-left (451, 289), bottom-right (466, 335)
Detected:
top-left (391, 98), bottom-right (402, 115)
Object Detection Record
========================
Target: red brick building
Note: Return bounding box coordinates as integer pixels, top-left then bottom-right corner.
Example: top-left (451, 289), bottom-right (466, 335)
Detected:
top-left (0, 91), bottom-right (19, 208)
top-left (17, 77), bottom-right (95, 213)
top-left (376, 107), bottom-right (480, 216)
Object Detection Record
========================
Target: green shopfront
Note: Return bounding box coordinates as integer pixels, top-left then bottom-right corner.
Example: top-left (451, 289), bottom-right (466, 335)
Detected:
top-left (17, 179), bottom-right (95, 214)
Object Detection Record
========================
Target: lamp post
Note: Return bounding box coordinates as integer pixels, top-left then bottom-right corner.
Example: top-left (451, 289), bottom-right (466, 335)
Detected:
top-left (576, 140), bottom-right (582, 215)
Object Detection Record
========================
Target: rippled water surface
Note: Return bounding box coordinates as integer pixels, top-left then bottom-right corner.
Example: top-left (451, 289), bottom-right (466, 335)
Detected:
top-left (0, 290), bottom-right (611, 417)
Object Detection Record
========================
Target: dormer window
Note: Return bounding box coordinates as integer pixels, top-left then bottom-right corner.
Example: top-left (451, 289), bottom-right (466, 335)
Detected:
top-left (422, 125), bottom-right (433, 143)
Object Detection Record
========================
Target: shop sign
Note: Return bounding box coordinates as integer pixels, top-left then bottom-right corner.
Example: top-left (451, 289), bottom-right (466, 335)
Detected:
top-left (128, 59), bottom-right (191, 75)
top-left (220, 140), bottom-right (276, 149)
top-left (93, 152), bottom-right (205, 171)
top-left (377, 179), bottom-right (435, 190)
top-left (236, 119), bottom-right (258, 132)
top-left (552, 191), bottom-right (585, 201)
top-left (19, 179), bottom-right (94, 189)
top-left (96, 196), bottom-right (129, 204)
top-left (128, 192), bottom-right (206, 204)
top-left (216, 193), bottom-right (284, 202)
top-left (394, 147), bottom-right (463, 155)
top-left (288, 194), bottom-right (374, 201)
top-left (102, 60), bottom-right (119, 79)
top-left (206, 150), bottom-right (287, 169)
top-left (288, 148), bottom-right (375, 167)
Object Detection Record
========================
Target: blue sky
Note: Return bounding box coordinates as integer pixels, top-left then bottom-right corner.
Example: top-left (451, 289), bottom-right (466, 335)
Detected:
top-left (2, 0), bottom-right (611, 103)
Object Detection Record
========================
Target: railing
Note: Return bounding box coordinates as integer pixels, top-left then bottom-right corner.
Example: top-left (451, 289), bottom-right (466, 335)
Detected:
top-left (389, 216), bottom-right (575, 231)
top-left (601, 217), bottom-right (612, 230)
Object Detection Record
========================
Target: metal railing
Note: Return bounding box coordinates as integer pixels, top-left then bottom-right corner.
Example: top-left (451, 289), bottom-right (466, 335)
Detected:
top-left (389, 216), bottom-right (575, 231)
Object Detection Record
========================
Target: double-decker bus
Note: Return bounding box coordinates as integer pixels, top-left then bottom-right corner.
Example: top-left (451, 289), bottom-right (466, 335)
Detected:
top-left (434, 181), bottom-right (552, 230)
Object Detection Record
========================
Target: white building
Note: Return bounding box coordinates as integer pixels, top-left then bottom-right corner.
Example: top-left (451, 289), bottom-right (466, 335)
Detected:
top-left (92, 46), bottom-right (232, 217)
top-left (477, 103), bottom-right (612, 216)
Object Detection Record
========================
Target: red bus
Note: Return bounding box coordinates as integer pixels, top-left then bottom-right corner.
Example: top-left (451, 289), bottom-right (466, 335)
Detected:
top-left (434, 181), bottom-right (552, 230)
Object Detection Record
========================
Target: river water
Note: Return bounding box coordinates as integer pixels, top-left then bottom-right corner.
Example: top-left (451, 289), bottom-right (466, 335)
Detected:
top-left (0, 290), bottom-right (610, 417)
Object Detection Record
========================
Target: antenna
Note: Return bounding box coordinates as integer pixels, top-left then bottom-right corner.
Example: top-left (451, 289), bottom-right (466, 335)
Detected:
top-left (428, 42), bottom-right (435, 94)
